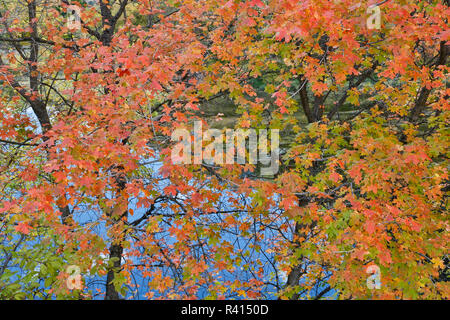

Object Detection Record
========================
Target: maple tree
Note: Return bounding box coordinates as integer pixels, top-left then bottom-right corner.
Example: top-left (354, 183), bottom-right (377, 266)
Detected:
top-left (0, 0), bottom-right (448, 300)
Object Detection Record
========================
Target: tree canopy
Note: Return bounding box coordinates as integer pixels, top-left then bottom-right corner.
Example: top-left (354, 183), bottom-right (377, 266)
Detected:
top-left (0, 0), bottom-right (448, 300)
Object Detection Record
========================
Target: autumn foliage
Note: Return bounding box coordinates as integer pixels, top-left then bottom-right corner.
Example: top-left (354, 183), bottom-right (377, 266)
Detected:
top-left (0, 0), bottom-right (448, 300)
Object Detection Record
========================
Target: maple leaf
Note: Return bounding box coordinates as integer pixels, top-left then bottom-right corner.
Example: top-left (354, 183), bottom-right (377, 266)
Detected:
top-left (364, 220), bottom-right (376, 234)
top-left (431, 258), bottom-right (445, 270)
top-left (15, 222), bottom-right (32, 235)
